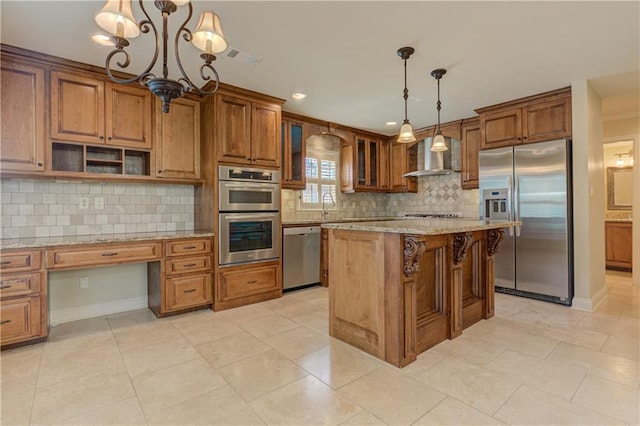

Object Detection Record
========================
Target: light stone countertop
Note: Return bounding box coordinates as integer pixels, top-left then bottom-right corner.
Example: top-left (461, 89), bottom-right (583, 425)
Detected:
top-left (0, 231), bottom-right (215, 250)
top-left (321, 218), bottom-right (519, 235)
top-left (282, 217), bottom-right (403, 226)
top-left (605, 218), bottom-right (633, 223)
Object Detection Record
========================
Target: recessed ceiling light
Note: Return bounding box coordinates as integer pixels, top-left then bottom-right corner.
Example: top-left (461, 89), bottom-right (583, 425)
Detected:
top-left (91, 34), bottom-right (114, 46)
top-left (292, 92), bottom-right (307, 100)
top-left (386, 121), bottom-right (397, 126)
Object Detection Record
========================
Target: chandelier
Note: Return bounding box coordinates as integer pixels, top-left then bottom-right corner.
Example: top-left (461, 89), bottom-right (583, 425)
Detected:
top-left (93, 0), bottom-right (228, 113)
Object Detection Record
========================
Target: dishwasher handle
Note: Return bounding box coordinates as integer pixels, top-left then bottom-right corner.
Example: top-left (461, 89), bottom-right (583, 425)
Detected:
top-left (283, 226), bottom-right (321, 236)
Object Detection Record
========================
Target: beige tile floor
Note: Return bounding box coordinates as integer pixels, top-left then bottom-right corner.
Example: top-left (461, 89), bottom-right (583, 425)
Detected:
top-left (1, 272), bottom-right (638, 425)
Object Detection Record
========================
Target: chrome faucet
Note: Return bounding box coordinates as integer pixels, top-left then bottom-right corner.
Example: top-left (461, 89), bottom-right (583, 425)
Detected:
top-left (322, 192), bottom-right (336, 220)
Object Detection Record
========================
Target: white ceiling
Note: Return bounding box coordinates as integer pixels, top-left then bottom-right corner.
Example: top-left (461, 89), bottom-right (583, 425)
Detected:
top-left (1, 1), bottom-right (639, 135)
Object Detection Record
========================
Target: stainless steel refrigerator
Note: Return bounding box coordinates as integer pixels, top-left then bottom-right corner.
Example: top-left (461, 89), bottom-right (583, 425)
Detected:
top-left (479, 139), bottom-right (573, 305)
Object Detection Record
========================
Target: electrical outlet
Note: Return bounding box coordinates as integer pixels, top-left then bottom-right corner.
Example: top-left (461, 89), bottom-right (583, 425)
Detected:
top-left (94, 197), bottom-right (104, 210)
top-left (79, 197), bottom-right (90, 210)
top-left (79, 277), bottom-right (89, 289)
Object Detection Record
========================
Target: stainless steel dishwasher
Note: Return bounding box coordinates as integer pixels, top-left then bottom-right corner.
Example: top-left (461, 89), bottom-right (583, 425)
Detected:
top-left (283, 226), bottom-right (321, 291)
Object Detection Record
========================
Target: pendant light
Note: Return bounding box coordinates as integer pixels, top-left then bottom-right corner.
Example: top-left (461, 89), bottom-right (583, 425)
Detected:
top-left (430, 68), bottom-right (448, 152)
top-left (397, 47), bottom-right (416, 143)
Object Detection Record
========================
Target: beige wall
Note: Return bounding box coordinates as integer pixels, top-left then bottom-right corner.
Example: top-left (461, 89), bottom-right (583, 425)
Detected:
top-left (571, 80), bottom-right (607, 310)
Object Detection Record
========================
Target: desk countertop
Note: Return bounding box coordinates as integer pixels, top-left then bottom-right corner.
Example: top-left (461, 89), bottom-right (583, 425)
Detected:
top-left (0, 231), bottom-right (215, 250)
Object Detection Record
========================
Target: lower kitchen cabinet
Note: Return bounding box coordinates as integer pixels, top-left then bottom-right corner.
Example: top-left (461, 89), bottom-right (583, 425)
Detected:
top-left (605, 221), bottom-right (633, 271)
top-left (321, 228), bottom-right (329, 287)
top-left (0, 248), bottom-right (47, 348)
top-left (148, 237), bottom-right (214, 317)
top-left (215, 261), bottom-right (281, 311)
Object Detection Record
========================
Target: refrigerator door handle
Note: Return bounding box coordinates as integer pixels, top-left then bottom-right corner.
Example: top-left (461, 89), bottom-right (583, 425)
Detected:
top-left (514, 176), bottom-right (521, 237)
top-left (507, 176), bottom-right (514, 236)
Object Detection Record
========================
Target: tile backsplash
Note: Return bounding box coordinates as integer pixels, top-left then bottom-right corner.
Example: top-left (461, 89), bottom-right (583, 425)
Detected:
top-left (282, 174), bottom-right (480, 222)
top-left (0, 179), bottom-right (194, 239)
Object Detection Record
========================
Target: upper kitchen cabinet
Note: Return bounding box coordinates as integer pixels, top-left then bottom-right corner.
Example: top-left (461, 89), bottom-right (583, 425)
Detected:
top-left (50, 71), bottom-right (152, 149)
top-left (155, 97), bottom-right (201, 180)
top-left (281, 118), bottom-right (306, 189)
top-left (215, 90), bottom-right (283, 168)
top-left (389, 141), bottom-right (418, 193)
top-left (460, 117), bottom-right (481, 189)
top-left (477, 87), bottom-right (571, 149)
top-left (355, 135), bottom-right (380, 191)
top-left (0, 59), bottom-right (45, 173)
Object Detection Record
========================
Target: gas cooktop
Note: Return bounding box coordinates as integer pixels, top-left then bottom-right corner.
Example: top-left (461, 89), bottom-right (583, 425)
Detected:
top-left (405, 213), bottom-right (459, 218)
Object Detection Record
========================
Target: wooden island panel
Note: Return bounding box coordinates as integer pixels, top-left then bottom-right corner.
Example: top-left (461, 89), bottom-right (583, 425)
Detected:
top-left (327, 225), bottom-right (506, 368)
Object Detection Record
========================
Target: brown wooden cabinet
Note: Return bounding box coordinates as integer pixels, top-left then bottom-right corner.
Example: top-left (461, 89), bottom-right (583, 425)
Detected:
top-left (461, 118), bottom-right (481, 189)
top-left (389, 141), bottom-right (418, 193)
top-left (355, 135), bottom-right (380, 190)
top-left (0, 59), bottom-right (46, 173)
top-left (51, 71), bottom-right (152, 149)
top-left (215, 261), bottom-right (281, 311)
top-left (281, 119), bottom-right (306, 189)
top-left (477, 88), bottom-right (571, 150)
top-left (605, 221), bottom-right (633, 271)
top-left (0, 249), bottom-right (47, 347)
top-left (154, 97), bottom-right (201, 180)
top-left (341, 134), bottom-right (392, 193)
top-left (216, 92), bottom-right (281, 167)
top-left (148, 237), bottom-right (214, 317)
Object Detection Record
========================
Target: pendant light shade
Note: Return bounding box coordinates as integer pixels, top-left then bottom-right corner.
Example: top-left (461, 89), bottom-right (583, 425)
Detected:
top-left (397, 47), bottom-right (416, 143)
top-left (430, 68), bottom-right (449, 152)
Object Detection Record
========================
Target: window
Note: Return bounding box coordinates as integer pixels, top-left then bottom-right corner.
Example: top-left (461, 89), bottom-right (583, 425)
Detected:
top-left (300, 148), bottom-right (338, 209)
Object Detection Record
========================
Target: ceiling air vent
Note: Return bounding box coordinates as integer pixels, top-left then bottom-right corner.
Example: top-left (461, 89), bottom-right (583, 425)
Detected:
top-left (224, 48), bottom-right (263, 65)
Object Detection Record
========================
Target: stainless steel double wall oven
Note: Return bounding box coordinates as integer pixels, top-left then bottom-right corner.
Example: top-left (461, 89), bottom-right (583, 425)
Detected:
top-left (218, 166), bottom-right (281, 265)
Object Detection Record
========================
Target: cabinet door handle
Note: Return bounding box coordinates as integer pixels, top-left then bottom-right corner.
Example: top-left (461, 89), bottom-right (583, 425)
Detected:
top-left (0, 284), bottom-right (12, 289)
top-left (0, 261), bottom-right (11, 265)
top-left (99, 135), bottom-right (104, 140)
top-left (37, 162), bottom-right (43, 167)
top-left (184, 289), bottom-right (197, 293)
top-left (183, 263), bottom-right (197, 268)
top-left (108, 136), bottom-right (112, 141)
top-left (183, 245), bottom-right (197, 249)
top-left (247, 280), bottom-right (258, 284)
top-left (101, 252), bottom-right (118, 257)
top-left (0, 320), bottom-right (12, 325)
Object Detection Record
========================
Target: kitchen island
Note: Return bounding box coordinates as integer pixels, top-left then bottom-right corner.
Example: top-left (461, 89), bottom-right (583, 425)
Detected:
top-left (322, 218), bottom-right (517, 367)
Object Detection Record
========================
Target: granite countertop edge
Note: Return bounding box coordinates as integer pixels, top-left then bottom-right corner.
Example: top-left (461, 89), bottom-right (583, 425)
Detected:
top-left (321, 219), bottom-right (520, 235)
top-left (605, 218), bottom-right (633, 223)
top-left (282, 217), bottom-right (403, 226)
top-left (0, 231), bottom-right (215, 250)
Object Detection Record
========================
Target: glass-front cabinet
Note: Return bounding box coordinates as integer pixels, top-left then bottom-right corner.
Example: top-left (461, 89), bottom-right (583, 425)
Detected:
top-left (355, 136), bottom-right (380, 190)
top-left (281, 119), bottom-right (306, 189)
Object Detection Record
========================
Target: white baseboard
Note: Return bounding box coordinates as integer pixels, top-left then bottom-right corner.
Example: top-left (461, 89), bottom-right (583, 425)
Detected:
top-left (571, 286), bottom-right (608, 312)
top-left (50, 296), bottom-right (148, 326)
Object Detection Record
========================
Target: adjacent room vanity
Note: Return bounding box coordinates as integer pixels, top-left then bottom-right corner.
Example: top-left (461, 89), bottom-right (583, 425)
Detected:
top-left (322, 218), bottom-right (515, 367)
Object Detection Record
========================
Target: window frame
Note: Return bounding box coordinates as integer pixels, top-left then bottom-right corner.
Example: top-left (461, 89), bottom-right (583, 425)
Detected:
top-left (299, 147), bottom-right (339, 210)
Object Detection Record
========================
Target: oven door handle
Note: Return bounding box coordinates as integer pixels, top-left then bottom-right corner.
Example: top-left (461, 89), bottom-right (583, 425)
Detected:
top-left (221, 183), bottom-right (276, 191)
top-left (222, 214), bottom-right (278, 221)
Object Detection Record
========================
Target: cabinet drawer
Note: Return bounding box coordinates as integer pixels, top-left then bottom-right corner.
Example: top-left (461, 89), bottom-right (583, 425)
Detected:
top-left (165, 239), bottom-right (212, 257)
top-left (47, 242), bottom-right (162, 269)
top-left (218, 264), bottom-right (279, 302)
top-left (0, 296), bottom-right (41, 346)
top-left (165, 255), bottom-right (212, 276)
top-left (0, 250), bottom-right (42, 273)
top-left (165, 274), bottom-right (212, 312)
top-left (0, 272), bottom-right (41, 297)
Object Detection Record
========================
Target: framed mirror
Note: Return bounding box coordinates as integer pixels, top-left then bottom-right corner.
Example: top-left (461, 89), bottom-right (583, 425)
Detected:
top-left (607, 166), bottom-right (633, 209)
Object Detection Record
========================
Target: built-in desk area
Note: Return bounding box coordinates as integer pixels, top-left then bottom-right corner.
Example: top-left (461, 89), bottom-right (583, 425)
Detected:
top-left (0, 231), bottom-right (214, 348)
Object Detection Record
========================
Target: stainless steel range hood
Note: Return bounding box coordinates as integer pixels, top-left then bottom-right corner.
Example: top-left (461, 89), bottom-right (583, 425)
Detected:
top-left (402, 137), bottom-right (461, 177)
